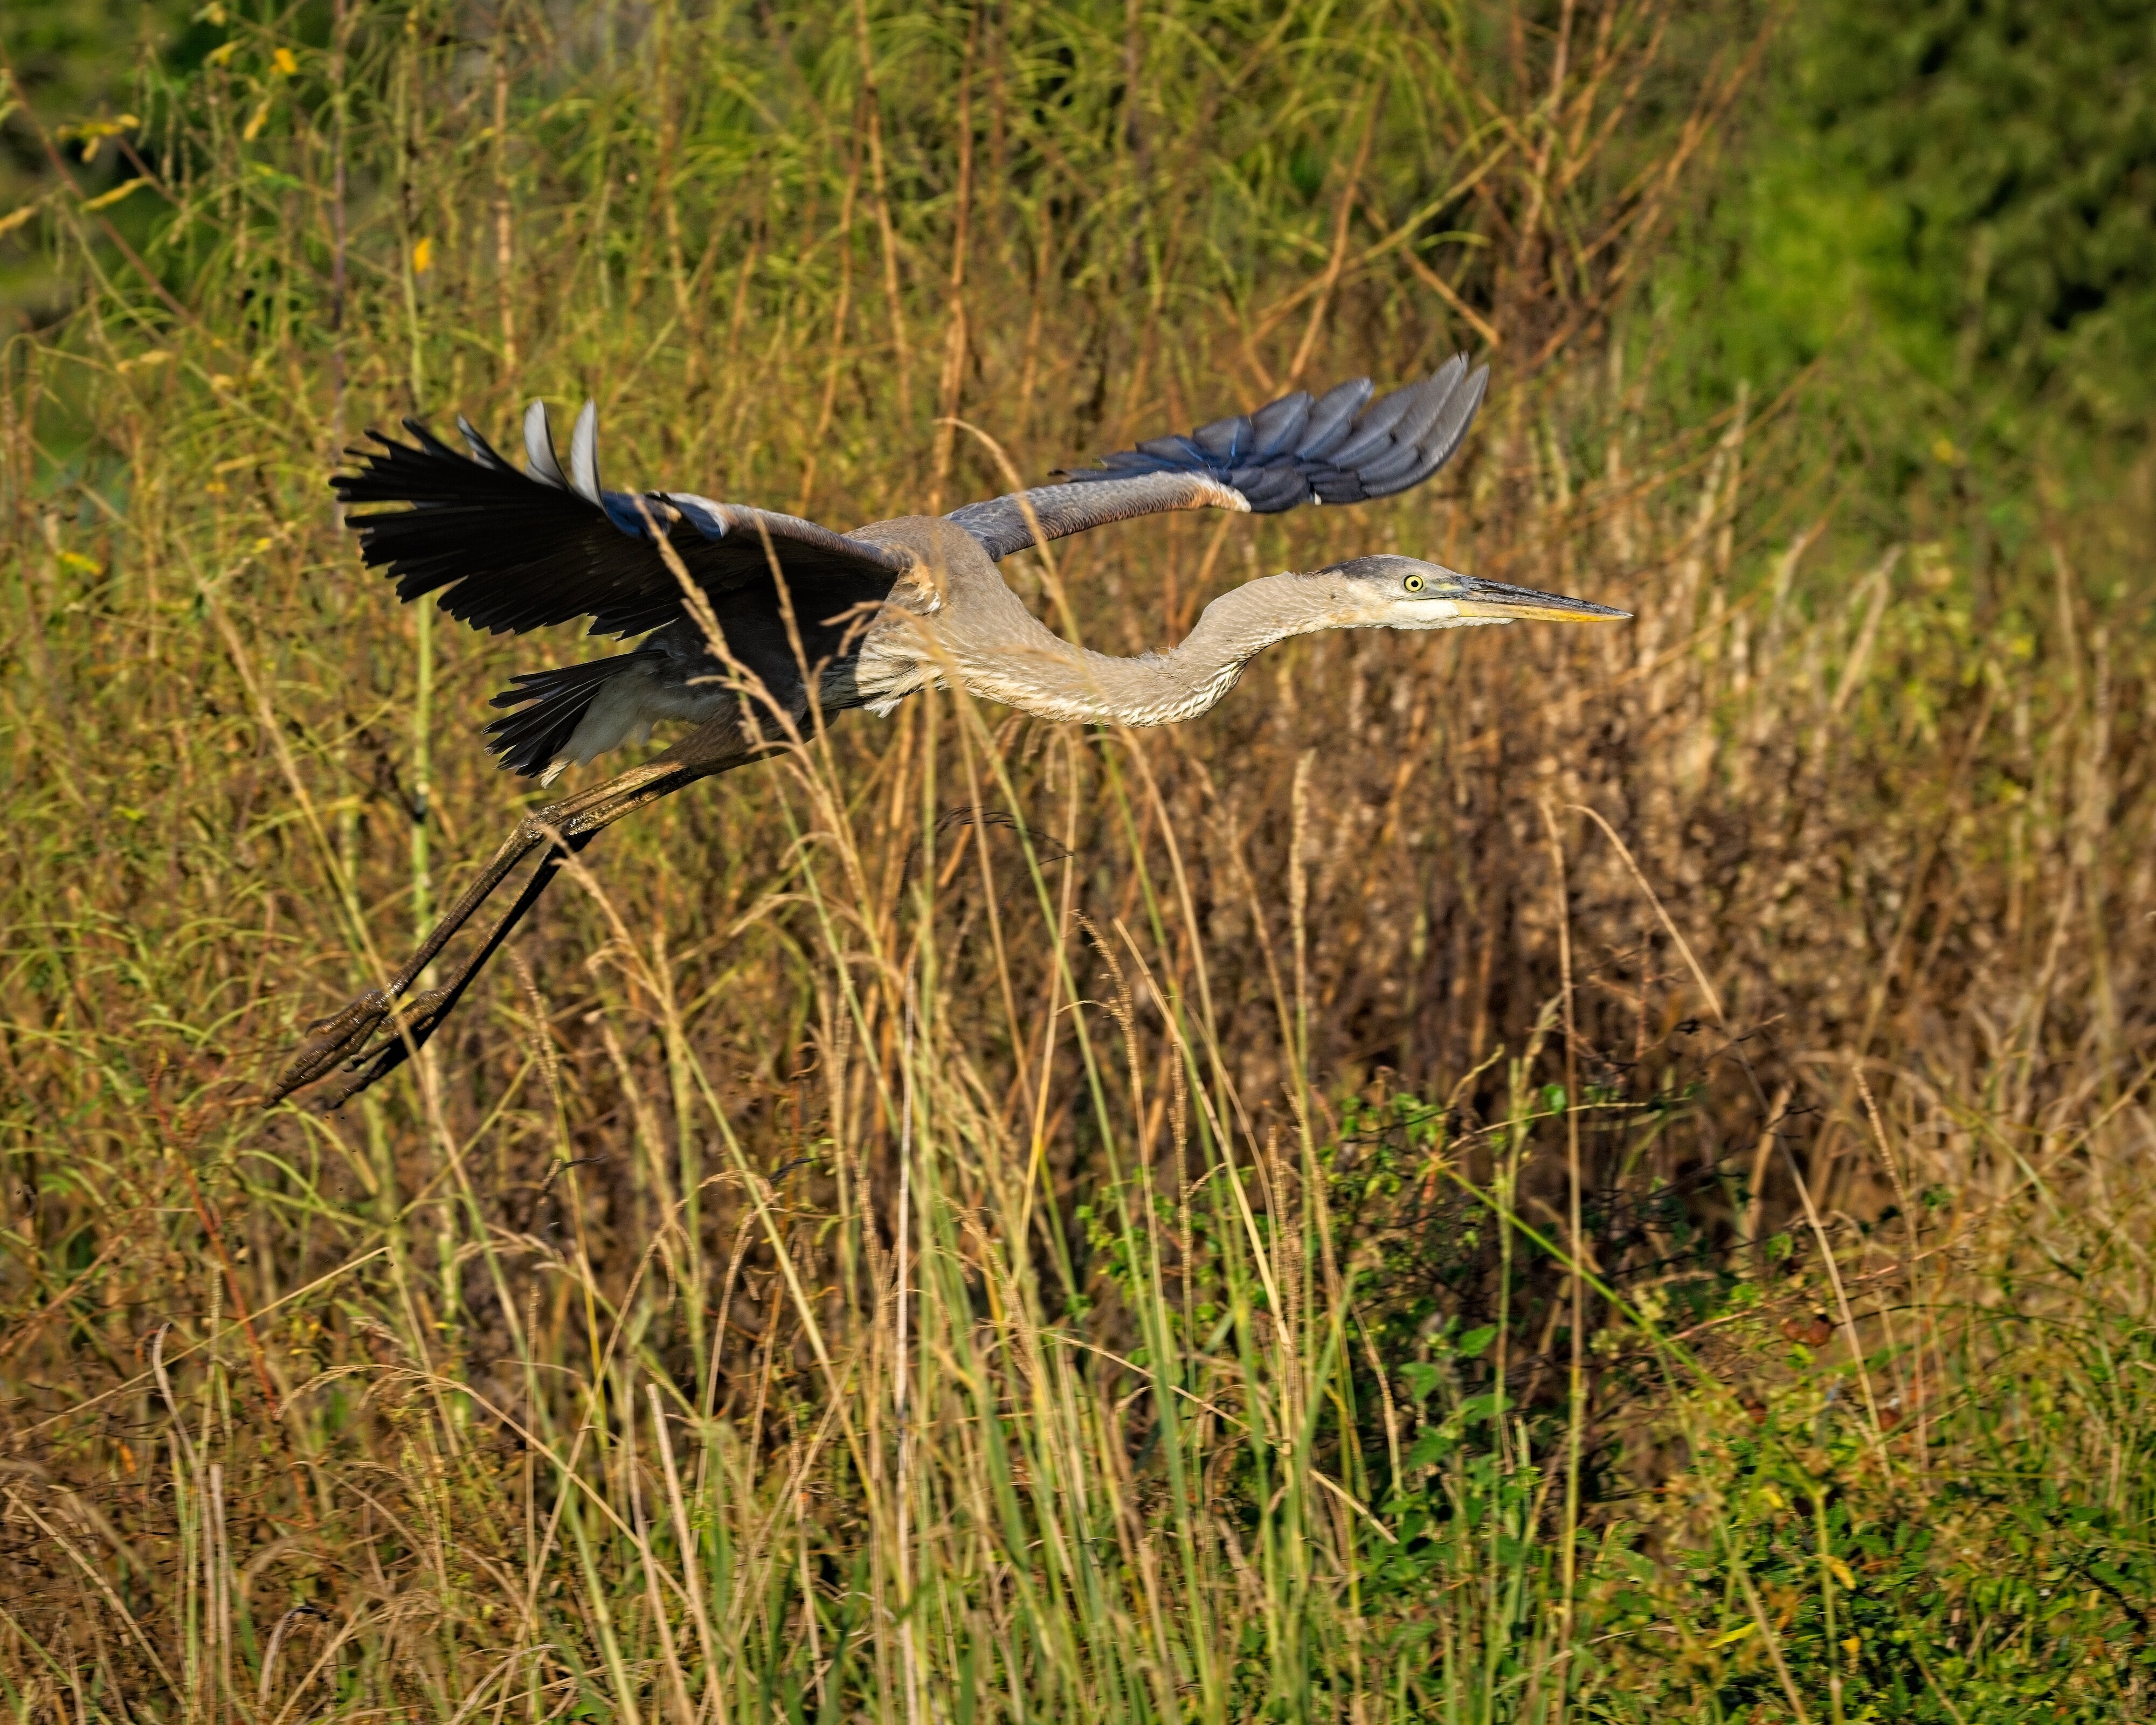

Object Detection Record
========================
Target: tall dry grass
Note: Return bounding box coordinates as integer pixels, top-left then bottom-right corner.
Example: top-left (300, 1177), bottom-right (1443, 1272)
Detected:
top-left (2, 3), bottom-right (2152, 1720)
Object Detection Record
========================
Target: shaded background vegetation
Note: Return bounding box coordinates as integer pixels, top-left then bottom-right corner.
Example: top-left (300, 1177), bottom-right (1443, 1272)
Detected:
top-left (2, 2), bottom-right (2152, 1720)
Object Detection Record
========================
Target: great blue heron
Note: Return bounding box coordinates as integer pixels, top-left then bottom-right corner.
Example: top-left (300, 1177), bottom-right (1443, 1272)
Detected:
top-left (273, 356), bottom-right (1625, 1106)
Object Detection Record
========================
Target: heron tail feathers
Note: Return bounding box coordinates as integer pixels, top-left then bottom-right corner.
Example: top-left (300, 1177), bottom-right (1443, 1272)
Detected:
top-left (484, 652), bottom-right (660, 780)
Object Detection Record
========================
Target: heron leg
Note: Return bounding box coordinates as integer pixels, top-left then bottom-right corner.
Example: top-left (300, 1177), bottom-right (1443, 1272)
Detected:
top-left (296, 836), bottom-right (589, 1108)
top-left (270, 759), bottom-right (694, 1106)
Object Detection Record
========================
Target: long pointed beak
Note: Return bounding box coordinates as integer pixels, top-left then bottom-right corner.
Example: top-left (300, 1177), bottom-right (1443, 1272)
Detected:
top-left (1449, 576), bottom-right (1630, 624)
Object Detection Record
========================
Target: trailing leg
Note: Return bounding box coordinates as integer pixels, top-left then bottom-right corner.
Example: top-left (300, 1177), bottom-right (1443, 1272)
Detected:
top-left (270, 758), bottom-right (695, 1106)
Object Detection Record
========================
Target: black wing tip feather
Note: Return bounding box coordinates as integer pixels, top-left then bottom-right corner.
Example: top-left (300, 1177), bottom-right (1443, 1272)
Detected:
top-left (1059, 357), bottom-right (1488, 515)
top-left (330, 415), bottom-right (579, 504)
top-left (324, 410), bottom-right (678, 633)
top-left (328, 400), bottom-right (915, 642)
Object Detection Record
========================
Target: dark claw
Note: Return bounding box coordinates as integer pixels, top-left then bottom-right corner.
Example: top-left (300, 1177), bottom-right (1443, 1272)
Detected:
top-left (305, 987), bottom-right (456, 1112)
top-left (309, 1055), bottom-right (397, 1112)
top-left (270, 989), bottom-right (391, 1103)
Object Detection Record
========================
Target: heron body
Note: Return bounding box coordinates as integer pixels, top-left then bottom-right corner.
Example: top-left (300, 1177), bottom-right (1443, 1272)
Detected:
top-left (274, 356), bottom-right (1626, 1106)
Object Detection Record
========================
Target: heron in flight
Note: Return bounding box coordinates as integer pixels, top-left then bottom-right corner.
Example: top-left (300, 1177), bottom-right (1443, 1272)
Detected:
top-left (273, 356), bottom-right (1625, 1106)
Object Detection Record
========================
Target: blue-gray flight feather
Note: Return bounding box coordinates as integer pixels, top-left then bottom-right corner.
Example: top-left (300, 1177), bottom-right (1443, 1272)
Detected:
top-left (945, 359), bottom-right (1488, 561)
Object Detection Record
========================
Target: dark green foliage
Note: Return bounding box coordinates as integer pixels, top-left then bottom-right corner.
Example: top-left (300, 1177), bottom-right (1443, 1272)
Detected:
top-left (1808, 0), bottom-right (2156, 427)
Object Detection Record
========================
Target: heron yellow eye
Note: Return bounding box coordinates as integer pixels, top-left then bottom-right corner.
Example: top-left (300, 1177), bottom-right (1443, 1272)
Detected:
top-left (1403, 573), bottom-right (1425, 593)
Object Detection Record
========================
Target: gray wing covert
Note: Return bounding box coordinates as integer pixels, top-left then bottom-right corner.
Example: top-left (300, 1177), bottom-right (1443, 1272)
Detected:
top-left (945, 355), bottom-right (1488, 562)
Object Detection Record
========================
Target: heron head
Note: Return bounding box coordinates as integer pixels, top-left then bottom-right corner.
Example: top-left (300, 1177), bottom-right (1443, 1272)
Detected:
top-left (1316, 554), bottom-right (1629, 632)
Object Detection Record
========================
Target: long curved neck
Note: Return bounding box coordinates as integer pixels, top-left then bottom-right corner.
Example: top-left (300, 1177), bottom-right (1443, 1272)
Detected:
top-left (943, 572), bottom-right (1343, 726)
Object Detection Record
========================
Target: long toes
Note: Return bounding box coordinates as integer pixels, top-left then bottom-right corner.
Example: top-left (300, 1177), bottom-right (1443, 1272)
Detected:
top-left (305, 988), bottom-right (458, 1113)
top-left (302, 992), bottom-right (388, 1040)
top-left (311, 1052), bottom-right (400, 1113)
top-left (270, 991), bottom-right (391, 1103)
top-left (355, 987), bottom-right (453, 1052)
top-left (395, 986), bottom-right (454, 1031)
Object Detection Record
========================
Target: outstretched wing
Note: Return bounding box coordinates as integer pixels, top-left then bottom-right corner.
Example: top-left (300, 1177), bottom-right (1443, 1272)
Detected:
top-left (945, 355), bottom-right (1488, 562)
top-left (335, 401), bottom-right (915, 639)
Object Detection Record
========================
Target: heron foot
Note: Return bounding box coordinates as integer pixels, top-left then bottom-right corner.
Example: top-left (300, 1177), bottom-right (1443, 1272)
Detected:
top-left (270, 990), bottom-right (392, 1103)
top-left (268, 986), bottom-right (453, 1109)
top-left (266, 759), bottom-right (701, 1109)
top-left (301, 986), bottom-right (455, 1111)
